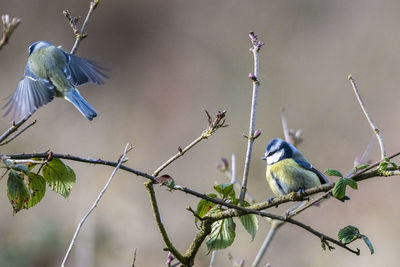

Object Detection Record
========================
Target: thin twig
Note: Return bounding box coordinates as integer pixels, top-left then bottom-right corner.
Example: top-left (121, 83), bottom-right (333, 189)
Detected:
top-left (0, 120), bottom-right (37, 146)
top-left (61, 143), bottom-right (132, 267)
top-left (132, 248), bottom-right (137, 267)
top-left (153, 135), bottom-right (203, 177)
top-left (239, 32), bottom-right (264, 203)
top-left (345, 135), bottom-right (375, 177)
top-left (0, 14), bottom-right (21, 50)
top-left (70, 0), bottom-right (100, 54)
top-left (252, 220), bottom-right (283, 267)
top-left (231, 154), bottom-right (236, 183)
top-left (0, 115), bottom-right (33, 144)
top-left (153, 110), bottom-right (226, 177)
top-left (209, 251), bottom-right (217, 267)
top-left (281, 108), bottom-right (290, 143)
top-left (219, 156), bottom-right (256, 203)
top-left (348, 75), bottom-right (386, 160)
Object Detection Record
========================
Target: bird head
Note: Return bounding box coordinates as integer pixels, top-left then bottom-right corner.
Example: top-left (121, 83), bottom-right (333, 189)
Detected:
top-left (261, 138), bottom-right (297, 165)
top-left (28, 41), bottom-right (52, 55)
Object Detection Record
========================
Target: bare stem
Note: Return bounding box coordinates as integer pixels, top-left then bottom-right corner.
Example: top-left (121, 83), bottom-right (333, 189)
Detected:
top-left (239, 32), bottom-right (264, 203)
top-left (348, 75), bottom-right (386, 160)
top-left (0, 120), bottom-right (36, 146)
top-left (0, 14), bottom-right (21, 50)
top-left (153, 110), bottom-right (226, 177)
top-left (61, 143), bottom-right (132, 267)
top-left (252, 220), bottom-right (283, 267)
top-left (281, 108), bottom-right (290, 143)
top-left (153, 135), bottom-right (203, 177)
top-left (70, 1), bottom-right (100, 54)
top-left (0, 115), bottom-right (33, 144)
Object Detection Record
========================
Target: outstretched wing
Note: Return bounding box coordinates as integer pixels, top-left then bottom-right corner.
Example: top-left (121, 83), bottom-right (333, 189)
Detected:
top-left (294, 158), bottom-right (330, 184)
top-left (65, 52), bottom-right (108, 86)
top-left (3, 66), bottom-right (55, 121)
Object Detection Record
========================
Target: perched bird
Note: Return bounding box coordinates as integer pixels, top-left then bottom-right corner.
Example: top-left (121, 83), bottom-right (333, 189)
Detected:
top-left (3, 41), bottom-right (108, 121)
top-left (261, 138), bottom-right (330, 197)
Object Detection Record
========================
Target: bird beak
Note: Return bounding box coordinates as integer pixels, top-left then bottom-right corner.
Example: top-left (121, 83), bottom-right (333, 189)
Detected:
top-left (260, 155), bottom-right (267, 160)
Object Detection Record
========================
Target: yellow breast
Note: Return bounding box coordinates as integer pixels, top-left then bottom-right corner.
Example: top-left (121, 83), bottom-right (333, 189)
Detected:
top-left (266, 158), bottom-right (322, 196)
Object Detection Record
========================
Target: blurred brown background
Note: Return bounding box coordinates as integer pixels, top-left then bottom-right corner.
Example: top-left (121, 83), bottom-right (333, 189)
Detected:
top-left (1, 0), bottom-right (400, 266)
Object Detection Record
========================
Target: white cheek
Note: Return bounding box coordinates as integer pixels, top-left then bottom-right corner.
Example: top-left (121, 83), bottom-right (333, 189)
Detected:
top-left (266, 149), bottom-right (283, 165)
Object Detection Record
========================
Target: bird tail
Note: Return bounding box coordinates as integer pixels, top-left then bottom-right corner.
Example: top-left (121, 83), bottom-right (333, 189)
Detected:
top-left (64, 89), bottom-right (97, 121)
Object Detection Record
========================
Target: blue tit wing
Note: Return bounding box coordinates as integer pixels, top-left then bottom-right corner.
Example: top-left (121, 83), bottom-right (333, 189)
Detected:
top-left (64, 52), bottom-right (108, 86)
top-left (3, 66), bottom-right (55, 121)
top-left (294, 158), bottom-right (330, 185)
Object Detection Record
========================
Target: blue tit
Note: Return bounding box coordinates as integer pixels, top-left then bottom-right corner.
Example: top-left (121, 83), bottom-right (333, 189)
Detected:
top-left (3, 41), bottom-right (108, 121)
top-left (261, 138), bottom-right (329, 197)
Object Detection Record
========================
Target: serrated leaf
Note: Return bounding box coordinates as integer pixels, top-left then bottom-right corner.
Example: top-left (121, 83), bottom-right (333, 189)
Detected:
top-left (354, 164), bottom-right (369, 171)
top-left (25, 172), bottom-right (46, 209)
top-left (324, 169), bottom-right (343, 178)
top-left (196, 194), bottom-right (217, 222)
top-left (7, 171), bottom-right (30, 214)
top-left (10, 164), bottom-right (30, 175)
top-left (43, 158), bottom-right (76, 198)
top-left (332, 178), bottom-right (346, 199)
top-left (361, 235), bottom-right (374, 254)
top-left (239, 201), bottom-right (258, 240)
top-left (338, 225), bottom-right (360, 244)
top-left (345, 178), bottom-right (358, 190)
top-left (206, 218), bottom-right (236, 252)
top-left (214, 183), bottom-right (235, 199)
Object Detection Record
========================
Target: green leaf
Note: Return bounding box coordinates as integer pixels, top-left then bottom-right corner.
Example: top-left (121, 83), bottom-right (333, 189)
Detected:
top-left (333, 178), bottom-right (357, 199)
top-left (206, 218), bottom-right (236, 252)
top-left (239, 201), bottom-right (258, 240)
top-left (346, 178), bottom-right (358, 190)
top-left (10, 164), bottom-right (30, 175)
top-left (25, 172), bottom-right (46, 209)
top-left (214, 183), bottom-right (235, 200)
top-left (332, 178), bottom-right (346, 199)
top-left (361, 234), bottom-right (374, 254)
top-left (7, 171), bottom-right (30, 214)
top-left (338, 225), bottom-right (360, 244)
top-left (391, 162), bottom-right (398, 169)
top-left (379, 161), bottom-right (388, 171)
top-left (324, 169), bottom-right (343, 178)
top-left (43, 158), bottom-right (76, 198)
top-left (196, 194), bottom-right (217, 222)
top-left (354, 164), bottom-right (369, 171)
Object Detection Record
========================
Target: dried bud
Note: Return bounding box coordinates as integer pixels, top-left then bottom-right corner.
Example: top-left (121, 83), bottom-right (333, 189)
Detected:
top-left (165, 252), bottom-right (174, 265)
top-left (248, 73), bottom-right (257, 81)
top-left (155, 174), bottom-right (175, 189)
top-left (178, 146), bottom-right (183, 153)
top-left (249, 31), bottom-right (258, 43)
top-left (253, 128), bottom-right (262, 139)
top-left (47, 151), bottom-right (54, 162)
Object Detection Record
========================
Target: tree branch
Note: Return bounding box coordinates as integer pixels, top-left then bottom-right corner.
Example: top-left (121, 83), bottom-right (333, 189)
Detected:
top-left (65, 0), bottom-right (101, 55)
top-left (239, 32), bottom-right (264, 203)
top-left (348, 75), bottom-right (386, 160)
top-left (61, 143), bottom-right (132, 267)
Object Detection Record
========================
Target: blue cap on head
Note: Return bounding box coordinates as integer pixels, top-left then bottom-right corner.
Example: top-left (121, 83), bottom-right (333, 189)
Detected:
top-left (28, 41), bottom-right (52, 55)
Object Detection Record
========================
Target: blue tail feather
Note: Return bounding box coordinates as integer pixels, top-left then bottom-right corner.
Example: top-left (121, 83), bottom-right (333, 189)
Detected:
top-left (65, 89), bottom-right (97, 121)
